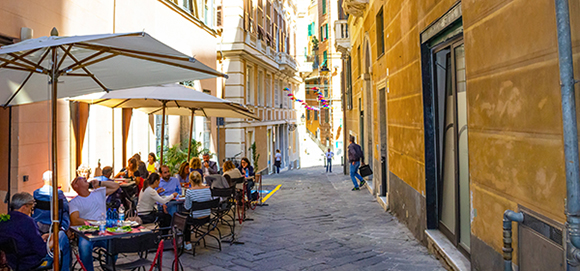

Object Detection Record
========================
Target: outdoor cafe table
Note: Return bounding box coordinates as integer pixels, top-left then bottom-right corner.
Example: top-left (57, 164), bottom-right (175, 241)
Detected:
top-left (70, 225), bottom-right (154, 266)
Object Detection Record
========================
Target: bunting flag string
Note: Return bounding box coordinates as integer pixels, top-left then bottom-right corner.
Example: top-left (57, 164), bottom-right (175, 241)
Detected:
top-left (284, 87), bottom-right (332, 111)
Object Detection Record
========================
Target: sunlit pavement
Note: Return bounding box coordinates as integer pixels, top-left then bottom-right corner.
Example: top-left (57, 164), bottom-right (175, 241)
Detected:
top-left (125, 165), bottom-right (445, 271)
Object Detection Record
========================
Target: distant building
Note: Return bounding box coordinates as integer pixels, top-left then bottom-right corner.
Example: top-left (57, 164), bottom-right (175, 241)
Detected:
top-left (219, 0), bottom-right (302, 173)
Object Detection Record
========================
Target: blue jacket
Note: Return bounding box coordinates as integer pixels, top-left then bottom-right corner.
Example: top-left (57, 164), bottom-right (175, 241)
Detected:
top-left (0, 211), bottom-right (47, 270)
top-left (32, 185), bottom-right (70, 230)
top-left (238, 165), bottom-right (254, 177)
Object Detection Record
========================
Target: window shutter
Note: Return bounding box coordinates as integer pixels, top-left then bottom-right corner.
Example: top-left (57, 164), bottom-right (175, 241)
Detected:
top-left (325, 24), bottom-right (328, 40)
top-left (217, 5), bottom-right (222, 27)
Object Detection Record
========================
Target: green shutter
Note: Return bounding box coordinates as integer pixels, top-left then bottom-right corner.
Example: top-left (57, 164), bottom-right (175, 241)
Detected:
top-left (322, 0), bottom-right (326, 14)
top-left (325, 24), bottom-right (329, 40)
top-left (308, 23), bottom-right (311, 36)
top-left (323, 51), bottom-right (327, 62)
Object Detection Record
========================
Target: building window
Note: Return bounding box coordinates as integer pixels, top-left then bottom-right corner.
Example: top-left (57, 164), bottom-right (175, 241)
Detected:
top-left (320, 24), bottom-right (329, 41)
top-left (357, 45), bottom-right (361, 77)
top-left (266, 73), bottom-right (272, 107)
top-left (155, 115), bottom-right (169, 155)
top-left (258, 71), bottom-right (264, 106)
top-left (314, 110), bottom-right (318, 120)
top-left (346, 55), bottom-right (353, 109)
top-left (376, 8), bottom-right (385, 57)
top-left (323, 50), bottom-right (328, 67)
top-left (246, 65), bottom-right (254, 105)
top-left (274, 79), bottom-right (279, 107)
top-left (307, 109), bottom-right (311, 120)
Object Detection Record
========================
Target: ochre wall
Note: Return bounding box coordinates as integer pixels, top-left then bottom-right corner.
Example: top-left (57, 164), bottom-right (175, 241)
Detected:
top-left (346, 0), bottom-right (580, 267)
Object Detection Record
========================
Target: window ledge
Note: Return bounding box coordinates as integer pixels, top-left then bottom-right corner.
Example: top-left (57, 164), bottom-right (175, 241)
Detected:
top-left (376, 52), bottom-right (384, 60)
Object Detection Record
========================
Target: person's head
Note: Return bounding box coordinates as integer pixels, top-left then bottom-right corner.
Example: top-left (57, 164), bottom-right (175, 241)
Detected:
top-left (143, 172), bottom-right (161, 191)
top-left (76, 164), bottom-right (92, 179)
top-left (10, 192), bottom-right (35, 215)
top-left (223, 161), bottom-right (236, 172)
top-left (42, 170), bottom-right (52, 186)
top-left (240, 157), bottom-right (251, 168)
top-left (202, 153), bottom-right (210, 162)
top-left (189, 171), bottom-right (203, 187)
top-left (102, 166), bottom-right (113, 178)
top-left (276, 149), bottom-right (280, 153)
top-left (159, 165), bottom-right (171, 180)
top-left (132, 153), bottom-right (141, 162)
top-left (349, 135), bottom-right (355, 143)
top-left (190, 157), bottom-right (201, 170)
top-left (327, 148), bottom-right (331, 152)
top-left (71, 176), bottom-right (89, 194)
top-left (127, 158), bottom-right (138, 172)
top-left (148, 153), bottom-right (156, 164)
top-left (178, 162), bottom-right (189, 178)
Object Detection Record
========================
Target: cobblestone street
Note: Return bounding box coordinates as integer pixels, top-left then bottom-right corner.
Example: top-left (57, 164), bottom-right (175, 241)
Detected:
top-left (155, 165), bottom-right (444, 270)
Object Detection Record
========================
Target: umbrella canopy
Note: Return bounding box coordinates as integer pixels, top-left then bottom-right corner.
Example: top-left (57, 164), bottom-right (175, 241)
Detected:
top-left (71, 83), bottom-right (258, 161)
top-left (0, 30), bottom-right (226, 270)
top-left (71, 83), bottom-right (257, 119)
top-left (0, 31), bottom-right (226, 107)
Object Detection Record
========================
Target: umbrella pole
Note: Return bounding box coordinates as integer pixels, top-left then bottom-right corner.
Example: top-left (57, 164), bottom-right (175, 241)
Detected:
top-left (160, 102), bottom-right (167, 165)
top-left (187, 109), bottom-right (195, 162)
top-left (50, 46), bottom-right (60, 271)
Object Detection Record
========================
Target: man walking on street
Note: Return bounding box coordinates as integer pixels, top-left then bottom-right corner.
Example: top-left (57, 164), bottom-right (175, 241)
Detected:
top-left (325, 148), bottom-right (334, 173)
top-left (348, 136), bottom-right (365, 190)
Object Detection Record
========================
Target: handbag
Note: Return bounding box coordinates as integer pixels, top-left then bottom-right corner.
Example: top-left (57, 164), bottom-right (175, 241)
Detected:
top-left (359, 164), bottom-right (373, 177)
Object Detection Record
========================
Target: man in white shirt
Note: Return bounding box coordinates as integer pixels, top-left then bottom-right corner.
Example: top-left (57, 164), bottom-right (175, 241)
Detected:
top-left (325, 148), bottom-right (334, 173)
top-left (69, 176), bottom-right (120, 271)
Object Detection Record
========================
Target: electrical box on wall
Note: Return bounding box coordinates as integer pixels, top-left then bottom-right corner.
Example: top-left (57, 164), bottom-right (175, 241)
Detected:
top-left (518, 206), bottom-right (565, 270)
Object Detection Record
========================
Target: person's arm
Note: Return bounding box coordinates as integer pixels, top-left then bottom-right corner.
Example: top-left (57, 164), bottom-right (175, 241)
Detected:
top-left (248, 166), bottom-right (255, 176)
top-left (208, 162), bottom-right (218, 174)
top-left (148, 189), bottom-right (175, 205)
top-left (69, 211), bottom-right (86, 226)
top-left (23, 219), bottom-right (47, 258)
top-left (91, 179), bottom-right (120, 196)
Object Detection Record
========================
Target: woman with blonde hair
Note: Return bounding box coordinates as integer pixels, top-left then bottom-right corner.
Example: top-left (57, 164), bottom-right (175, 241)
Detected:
top-left (183, 171), bottom-right (212, 250)
top-left (222, 160), bottom-right (242, 186)
top-left (189, 157), bottom-right (203, 176)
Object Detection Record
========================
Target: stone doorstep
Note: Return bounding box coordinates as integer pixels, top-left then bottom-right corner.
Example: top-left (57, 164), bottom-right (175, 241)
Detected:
top-left (364, 179), bottom-right (388, 211)
top-left (425, 229), bottom-right (471, 271)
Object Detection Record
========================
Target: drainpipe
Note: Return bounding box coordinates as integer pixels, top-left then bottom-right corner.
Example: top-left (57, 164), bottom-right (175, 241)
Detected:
top-left (554, 0), bottom-right (580, 269)
top-left (503, 210), bottom-right (524, 271)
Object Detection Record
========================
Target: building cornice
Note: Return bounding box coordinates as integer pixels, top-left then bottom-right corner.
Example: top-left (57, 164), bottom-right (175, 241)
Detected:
top-left (342, 0), bottom-right (368, 18)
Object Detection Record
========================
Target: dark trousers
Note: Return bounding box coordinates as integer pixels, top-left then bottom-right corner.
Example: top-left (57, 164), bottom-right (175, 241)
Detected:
top-left (326, 158), bottom-right (332, 172)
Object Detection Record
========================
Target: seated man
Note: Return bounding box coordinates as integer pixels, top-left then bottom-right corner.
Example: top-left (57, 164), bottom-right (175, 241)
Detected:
top-left (0, 192), bottom-right (70, 271)
top-left (69, 176), bottom-right (120, 271)
top-left (32, 170), bottom-right (70, 234)
top-left (94, 166), bottom-right (123, 209)
top-left (157, 165), bottom-right (180, 197)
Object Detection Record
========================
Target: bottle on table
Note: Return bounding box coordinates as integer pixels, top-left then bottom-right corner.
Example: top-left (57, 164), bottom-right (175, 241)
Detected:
top-left (119, 205), bottom-right (125, 221)
top-left (99, 213), bottom-right (106, 235)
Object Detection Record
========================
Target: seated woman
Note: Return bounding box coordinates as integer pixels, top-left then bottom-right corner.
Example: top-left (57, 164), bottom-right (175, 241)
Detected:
top-left (189, 157), bottom-right (203, 176)
top-left (183, 171), bottom-right (212, 250)
top-left (222, 160), bottom-right (243, 187)
top-left (136, 173), bottom-right (177, 227)
top-left (115, 157), bottom-right (137, 179)
top-left (238, 157), bottom-right (255, 201)
top-left (175, 162), bottom-right (189, 184)
top-left (147, 152), bottom-right (159, 174)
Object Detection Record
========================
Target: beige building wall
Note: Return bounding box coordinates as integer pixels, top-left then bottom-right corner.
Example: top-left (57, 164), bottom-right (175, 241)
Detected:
top-left (0, 0), bottom-right (220, 200)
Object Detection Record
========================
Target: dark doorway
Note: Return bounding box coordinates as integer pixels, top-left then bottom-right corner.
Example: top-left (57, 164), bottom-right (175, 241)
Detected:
top-left (379, 87), bottom-right (387, 196)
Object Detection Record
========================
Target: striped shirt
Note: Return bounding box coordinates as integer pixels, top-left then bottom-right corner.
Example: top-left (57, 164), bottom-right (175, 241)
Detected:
top-left (184, 188), bottom-right (212, 218)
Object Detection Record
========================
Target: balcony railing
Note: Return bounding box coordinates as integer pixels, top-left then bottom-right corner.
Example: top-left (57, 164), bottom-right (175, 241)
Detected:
top-left (334, 20), bottom-right (350, 54)
top-left (276, 52), bottom-right (298, 72)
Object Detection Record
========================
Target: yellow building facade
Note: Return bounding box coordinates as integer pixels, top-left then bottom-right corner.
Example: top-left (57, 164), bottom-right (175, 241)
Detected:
top-left (340, 0), bottom-right (580, 269)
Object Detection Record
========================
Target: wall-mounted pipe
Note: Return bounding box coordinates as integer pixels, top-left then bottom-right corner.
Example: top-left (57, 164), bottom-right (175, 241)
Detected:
top-left (554, 0), bottom-right (580, 269)
top-left (503, 210), bottom-right (524, 271)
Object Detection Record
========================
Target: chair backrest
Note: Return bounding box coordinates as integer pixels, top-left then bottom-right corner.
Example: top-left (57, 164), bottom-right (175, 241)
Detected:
top-left (109, 232), bottom-right (159, 255)
top-left (189, 198), bottom-right (220, 211)
top-left (172, 212), bottom-right (188, 234)
top-left (231, 177), bottom-right (245, 184)
top-left (34, 199), bottom-right (64, 211)
top-left (0, 238), bottom-right (17, 255)
top-left (211, 187), bottom-right (235, 198)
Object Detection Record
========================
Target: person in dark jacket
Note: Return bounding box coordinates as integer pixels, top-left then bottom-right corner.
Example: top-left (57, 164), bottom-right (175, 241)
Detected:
top-left (0, 192), bottom-right (71, 271)
top-left (348, 136), bottom-right (366, 190)
top-left (238, 157), bottom-right (255, 201)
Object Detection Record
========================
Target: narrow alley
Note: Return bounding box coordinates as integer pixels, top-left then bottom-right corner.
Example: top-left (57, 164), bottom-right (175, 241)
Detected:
top-left (161, 166), bottom-right (444, 270)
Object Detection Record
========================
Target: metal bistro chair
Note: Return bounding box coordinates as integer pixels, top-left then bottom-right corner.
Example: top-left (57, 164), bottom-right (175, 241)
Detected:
top-left (169, 213), bottom-right (188, 271)
top-left (185, 198), bottom-right (221, 256)
top-left (210, 186), bottom-right (236, 240)
top-left (96, 232), bottom-right (161, 271)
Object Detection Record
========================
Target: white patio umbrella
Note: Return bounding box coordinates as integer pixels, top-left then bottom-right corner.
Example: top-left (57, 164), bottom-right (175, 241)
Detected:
top-left (71, 83), bottom-right (258, 162)
top-left (0, 29), bottom-right (226, 269)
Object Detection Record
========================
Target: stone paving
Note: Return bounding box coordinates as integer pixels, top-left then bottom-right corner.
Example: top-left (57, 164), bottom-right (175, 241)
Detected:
top-left (139, 165), bottom-right (445, 271)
